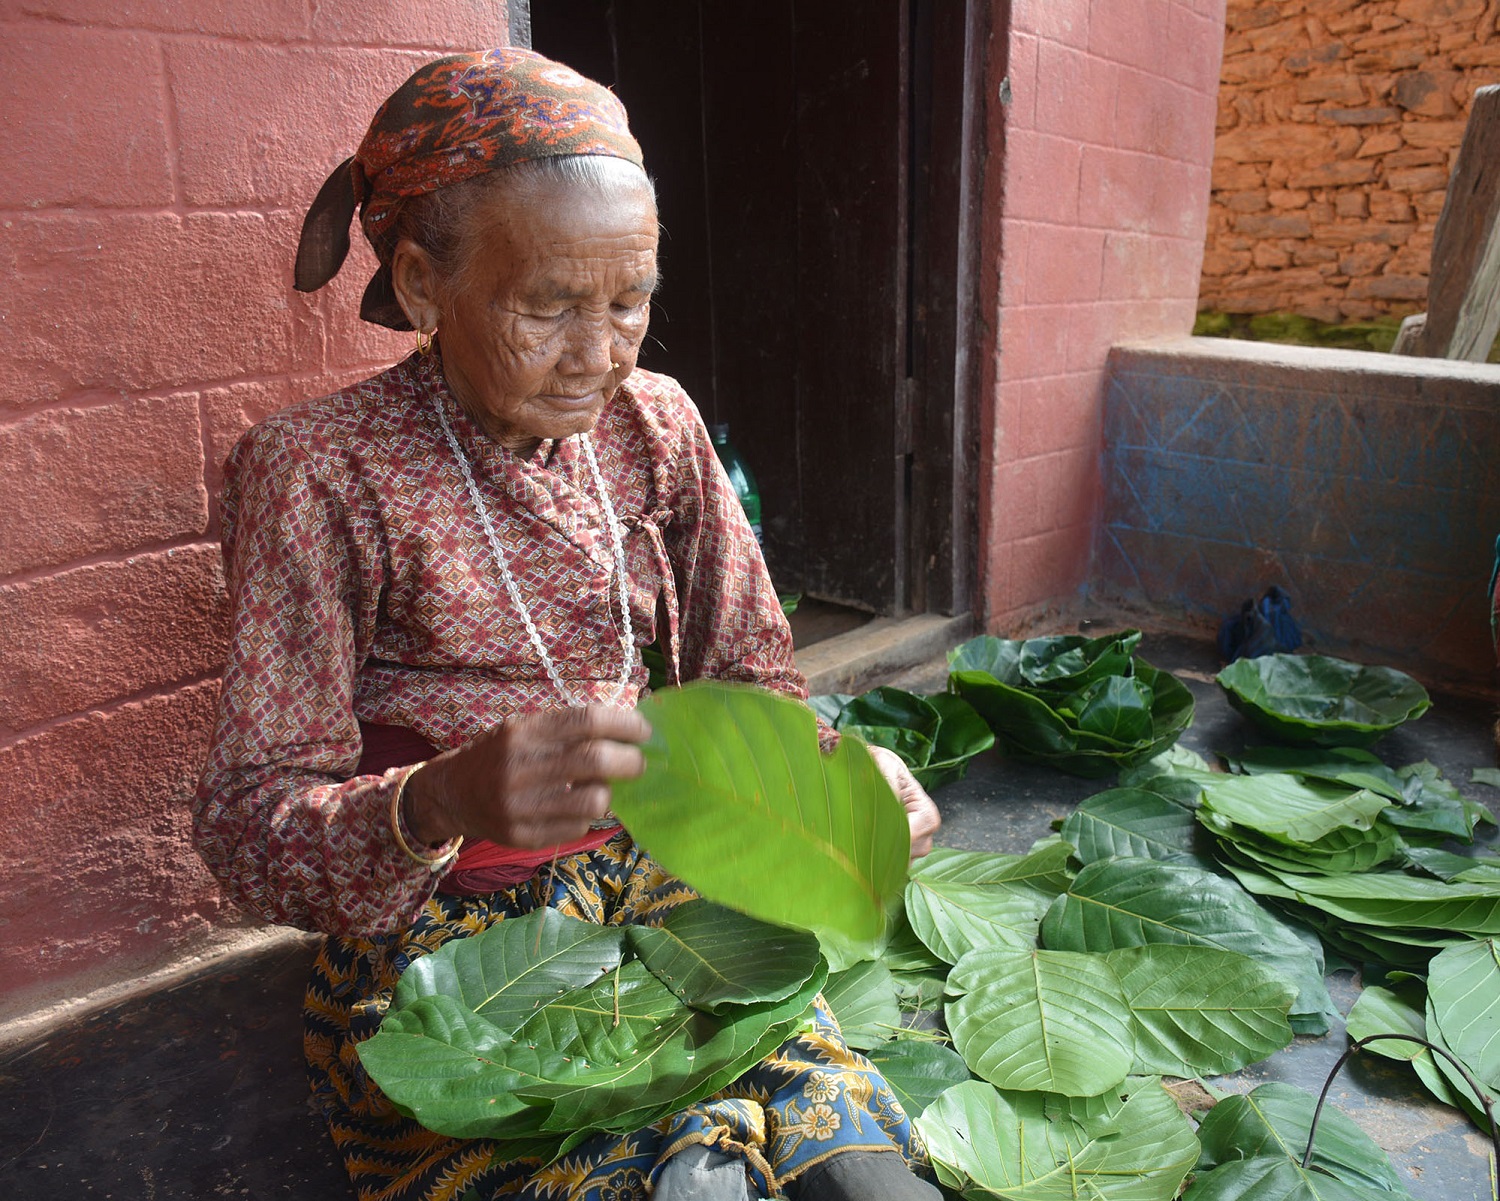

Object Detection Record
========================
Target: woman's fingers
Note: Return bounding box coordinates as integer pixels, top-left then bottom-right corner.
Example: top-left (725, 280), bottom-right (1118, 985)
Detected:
top-left (411, 705), bottom-right (651, 850)
top-left (867, 745), bottom-right (942, 861)
top-left (511, 704), bottom-right (651, 785)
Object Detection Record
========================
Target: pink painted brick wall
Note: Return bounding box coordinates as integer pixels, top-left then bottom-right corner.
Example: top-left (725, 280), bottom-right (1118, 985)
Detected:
top-left (0, 1), bottom-right (506, 1022)
top-left (979, 0), bottom-right (1227, 628)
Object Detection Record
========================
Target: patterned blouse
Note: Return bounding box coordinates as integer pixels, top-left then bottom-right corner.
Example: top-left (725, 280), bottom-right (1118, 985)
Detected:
top-left (194, 353), bottom-right (804, 936)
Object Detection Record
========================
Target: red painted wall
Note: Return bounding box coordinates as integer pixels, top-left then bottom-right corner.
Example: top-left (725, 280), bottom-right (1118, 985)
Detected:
top-left (0, 1), bottom-right (507, 1023)
top-left (0, 0), bottom-right (1228, 1025)
top-left (979, 0), bottom-right (1228, 628)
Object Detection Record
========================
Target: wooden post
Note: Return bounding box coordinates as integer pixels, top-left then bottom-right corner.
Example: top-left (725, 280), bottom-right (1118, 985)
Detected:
top-left (1394, 84), bottom-right (1500, 362)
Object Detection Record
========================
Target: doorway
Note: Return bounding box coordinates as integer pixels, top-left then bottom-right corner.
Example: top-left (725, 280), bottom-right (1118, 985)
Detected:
top-left (524, 0), bottom-right (982, 620)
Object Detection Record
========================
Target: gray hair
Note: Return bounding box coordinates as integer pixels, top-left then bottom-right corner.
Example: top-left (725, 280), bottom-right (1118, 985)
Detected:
top-left (394, 155), bottom-right (657, 297)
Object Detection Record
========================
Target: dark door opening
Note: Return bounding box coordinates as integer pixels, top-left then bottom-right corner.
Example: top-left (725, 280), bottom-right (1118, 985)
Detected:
top-left (526, 0), bottom-right (981, 620)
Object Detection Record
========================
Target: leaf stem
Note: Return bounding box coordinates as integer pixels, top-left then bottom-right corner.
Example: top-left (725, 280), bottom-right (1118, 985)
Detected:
top-left (1304, 1033), bottom-right (1497, 1198)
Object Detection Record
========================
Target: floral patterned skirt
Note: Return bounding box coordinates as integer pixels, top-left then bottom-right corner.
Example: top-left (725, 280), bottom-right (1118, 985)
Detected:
top-left (303, 831), bottom-right (925, 1200)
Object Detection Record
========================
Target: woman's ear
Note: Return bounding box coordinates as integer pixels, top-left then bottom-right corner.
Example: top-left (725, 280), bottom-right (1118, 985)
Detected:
top-left (390, 238), bottom-right (442, 334)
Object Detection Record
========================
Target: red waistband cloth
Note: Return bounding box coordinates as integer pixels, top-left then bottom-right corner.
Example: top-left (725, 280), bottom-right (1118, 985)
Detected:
top-left (356, 722), bottom-right (619, 893)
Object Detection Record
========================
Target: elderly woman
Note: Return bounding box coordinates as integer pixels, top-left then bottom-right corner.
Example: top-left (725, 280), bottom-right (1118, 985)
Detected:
top-left (195, 48), bottom-right (941, 1201)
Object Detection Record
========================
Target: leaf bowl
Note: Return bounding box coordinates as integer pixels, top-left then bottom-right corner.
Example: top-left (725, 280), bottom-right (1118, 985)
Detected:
top-left (1215, 653), bottom-right (1431, 748)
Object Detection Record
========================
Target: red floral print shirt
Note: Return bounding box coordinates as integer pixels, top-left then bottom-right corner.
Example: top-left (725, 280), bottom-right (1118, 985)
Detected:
top-left (194, 354), bottom-right (803, 935)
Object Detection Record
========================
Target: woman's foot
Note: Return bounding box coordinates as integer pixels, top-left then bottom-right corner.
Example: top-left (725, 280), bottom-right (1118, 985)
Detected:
top-left (653, 1143), bottom-right (758, 1201)
top-left (784, 1150), bottom-right (941, 1200)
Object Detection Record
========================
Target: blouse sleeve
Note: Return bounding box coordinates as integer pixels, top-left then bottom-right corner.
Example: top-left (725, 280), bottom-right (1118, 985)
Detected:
top-left (192, 420), bottom-right (449, 936)
top-left (663, 398), bottom-right (808, 701)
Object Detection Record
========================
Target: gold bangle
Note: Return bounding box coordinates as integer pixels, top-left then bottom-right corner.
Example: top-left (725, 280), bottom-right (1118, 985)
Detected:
top-left (389, 761), bottom-right (463, 873)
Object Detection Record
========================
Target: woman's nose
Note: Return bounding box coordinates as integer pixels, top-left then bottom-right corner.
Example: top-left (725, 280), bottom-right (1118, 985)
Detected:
top-left (562, 313), bottom-right (615, 375)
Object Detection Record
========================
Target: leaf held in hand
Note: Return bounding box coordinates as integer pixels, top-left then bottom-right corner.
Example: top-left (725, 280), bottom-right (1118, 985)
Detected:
top-left (611, 681), bottom-right (910, 942)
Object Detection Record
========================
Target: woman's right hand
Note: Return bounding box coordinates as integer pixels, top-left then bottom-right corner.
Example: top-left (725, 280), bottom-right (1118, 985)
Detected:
top-left (401, 705), bottom-right (651, 850)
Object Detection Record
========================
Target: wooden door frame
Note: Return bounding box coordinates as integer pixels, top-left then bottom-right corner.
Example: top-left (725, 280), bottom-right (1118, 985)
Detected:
top-left (509, 0), bottom-right (988, 619)
top-left (905, 0), bottom-right (987, 618)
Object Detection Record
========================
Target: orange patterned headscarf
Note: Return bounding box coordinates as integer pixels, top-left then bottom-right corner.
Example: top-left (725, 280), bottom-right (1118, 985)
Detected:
top-left (294, 48), bottom-right (644, 330)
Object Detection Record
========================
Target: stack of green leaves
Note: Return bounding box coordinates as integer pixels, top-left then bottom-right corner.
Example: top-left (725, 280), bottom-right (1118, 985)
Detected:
top-left (357, 901), bottom-right (827, 1160)
top-left (809, 685), bottom-right (995, 790)
top-left (947, 630), bottom-right (1195, 778)
top-left (1216, 653), bottom-right (1431, 748)
top-left (1346, 939), bottom-right (1500, 1127)
top-left (1192, 759), bottom-right (1500, 972)
top-left (1221, 746), bottom-right (1496, 848)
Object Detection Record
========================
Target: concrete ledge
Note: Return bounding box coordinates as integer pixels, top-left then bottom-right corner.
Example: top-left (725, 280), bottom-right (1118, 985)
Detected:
top-left (0, 925), bottom-right (315, 1052)
top-left (796, 612), bottom-right (975, 696)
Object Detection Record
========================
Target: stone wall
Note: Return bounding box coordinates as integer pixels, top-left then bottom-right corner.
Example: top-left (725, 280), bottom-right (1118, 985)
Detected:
top-left (1200, 0), bottom-right (1500, 321)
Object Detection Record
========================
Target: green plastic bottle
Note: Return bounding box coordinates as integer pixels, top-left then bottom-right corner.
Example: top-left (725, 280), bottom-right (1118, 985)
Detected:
top-left (709, 422), bottom-right (763, 546)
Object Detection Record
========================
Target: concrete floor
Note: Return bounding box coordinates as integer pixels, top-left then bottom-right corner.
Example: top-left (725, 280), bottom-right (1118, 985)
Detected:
top-left (1, 631), bottom-right (1495, 1197)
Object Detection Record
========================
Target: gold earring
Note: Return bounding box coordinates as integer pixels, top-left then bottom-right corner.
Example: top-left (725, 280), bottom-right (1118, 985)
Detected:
top-left (415, 328), bottom-right (434, 355)
top-left (610, 360), bottom-right (622, 369)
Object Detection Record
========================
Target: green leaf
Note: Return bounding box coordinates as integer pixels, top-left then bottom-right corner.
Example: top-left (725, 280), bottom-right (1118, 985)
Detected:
top-left (1070, 674), bottom-right (1156, 744)
top-left (1204, 812), bottom-right (1402, 877)
top-left (864, 1040), bottom-right (971, 1119)
top-left (945, 947), bottom-right (1134, 1095)
top-left (355, 993), bottom-right (562, 1140)
top-left (891, 967), bottom-right (948, 1012)
top-left (1222, 862), bottom-right (1500, 937)
top-left (1040, 858), bottom-right (1334, 1030)
top-left (1183, 1157), bottom-right (1405, 1201)
top-left (823, 959), bottom-right (902, 1049)
top-left (1061, 786), bottom-right (1212, 866)
top-left (1474, 768), bottom-right (1500, 789)
top-left (1116, 743), bottom-right (1213, 789)
top-left (1402, 848), bottom-right (1500, 885)
top-left (1427, 938), bottom-right (1500, 1090)
top-left (879, 911), bottom-right (950, 973)
top-left (1223, 745), bottom-right (1404, 799)
top-left (948, 634), bottom-right (1026, 682)
top-left (950, 668), bottom-right (1080, 754)
top-left (905, 873), bottom-right (1054, 964)
top-left (842, 722), bottom-right (934, 768)
top-left (916, 1077), bottom-right (1199, 1201)
top-left (1105, 945), bottom-right (1295, 1076)
top-left (807, 692), bottom-right (854, 724)
top-left (1193, 1082), bottom-right (1411, 1196)
top-left (393, 908), bottom-right (627, 1036)
top-left (913, 841), bottom-right (1075, 892)
top-left (1345, 979), bottom-right (1471, 1109)
top-left (920, 692), bottom-right (996, 790)
top-left (1216, 654), bottom-right (1431, 748)
top-left (1198, 774), bottom-right (1390, 845)
top-left (1422, 992), bottom-right (1493, 1125)
top-left (520, 959), bottom-right (827, 1136)
top-left (1346, 981), bottom-right (1431, 1060)
top-left (838, 685), bottom-right (939, 734)
top-left (625, 899), bottom-right (821, 1013)
top-left (1389, 761), bottom-right (1496, 841)
top-left (358, 903), bottom-right (829, 1148)
top-left (952, 657), bottom-right (1195, 779)
top-left (610, 681), bottom-right (910, 942)
top-left (1019, 629), bottom-right (1143, 688)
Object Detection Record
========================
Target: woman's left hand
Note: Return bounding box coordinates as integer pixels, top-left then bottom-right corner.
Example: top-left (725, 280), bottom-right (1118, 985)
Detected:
top-left (867, 745), bottom-right (940, 860)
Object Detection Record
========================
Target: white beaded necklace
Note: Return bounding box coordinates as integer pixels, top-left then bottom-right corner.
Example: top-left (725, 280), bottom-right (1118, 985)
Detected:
top-left (431, 395), bottom-right (637, 708)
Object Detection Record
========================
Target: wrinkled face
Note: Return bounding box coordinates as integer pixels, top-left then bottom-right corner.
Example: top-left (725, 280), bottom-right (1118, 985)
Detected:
top-left (413, 167), bottom-right (659, 453)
